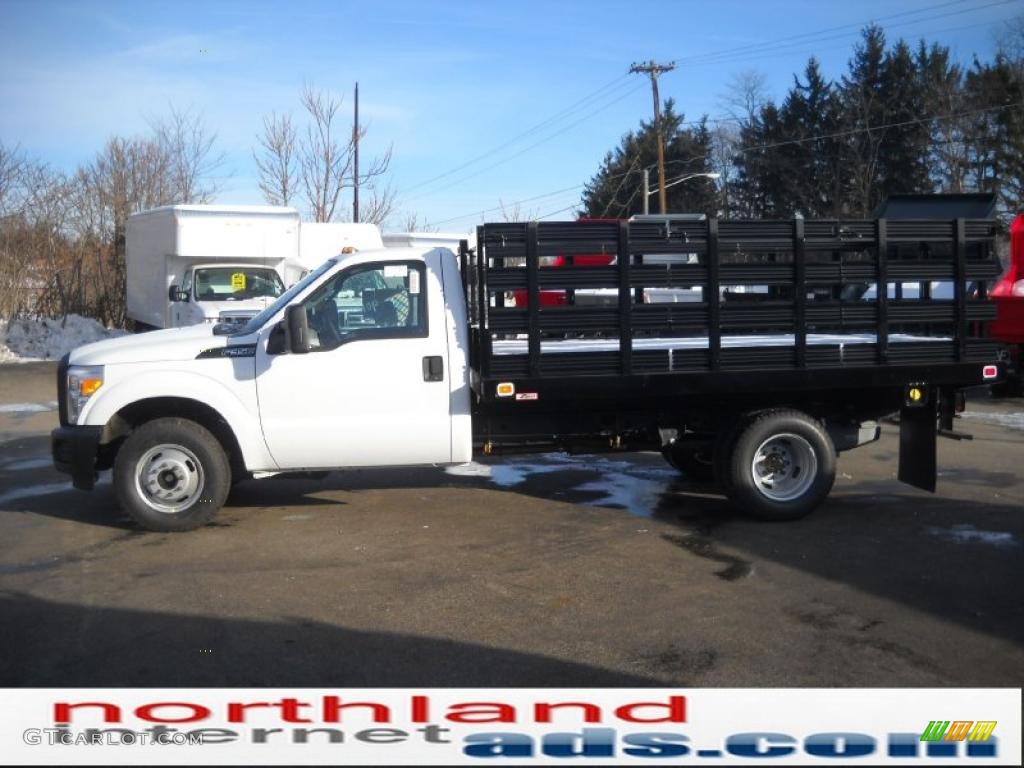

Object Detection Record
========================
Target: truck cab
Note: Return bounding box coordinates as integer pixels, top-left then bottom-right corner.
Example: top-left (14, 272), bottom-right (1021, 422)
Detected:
top-left (53, 245), bottom-right (472, 531)
top-left (170, 263), bottom-right (286, 328)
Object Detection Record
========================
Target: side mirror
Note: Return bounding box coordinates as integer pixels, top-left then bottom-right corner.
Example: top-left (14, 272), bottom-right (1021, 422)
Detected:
top-left (168, 285), bottom-right (188, 302)
top-left (285, 305), bottom-right (310, 354)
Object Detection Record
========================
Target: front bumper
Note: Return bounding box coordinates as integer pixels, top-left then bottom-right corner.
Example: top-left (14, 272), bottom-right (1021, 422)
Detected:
top-left (51, 426), bottom-right (103, 490)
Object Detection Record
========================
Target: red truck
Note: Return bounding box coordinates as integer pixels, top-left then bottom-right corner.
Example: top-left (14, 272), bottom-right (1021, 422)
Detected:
top-left (990, 212), bottom-right (1024, 395)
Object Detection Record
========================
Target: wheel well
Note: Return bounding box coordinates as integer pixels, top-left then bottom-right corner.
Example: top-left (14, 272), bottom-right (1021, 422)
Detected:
top-left (101, 397), bottom-right (246, 477)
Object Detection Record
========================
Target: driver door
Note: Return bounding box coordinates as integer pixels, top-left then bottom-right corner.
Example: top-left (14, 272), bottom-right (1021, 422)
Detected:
top-left (254, 257), bottom-right (452, 470)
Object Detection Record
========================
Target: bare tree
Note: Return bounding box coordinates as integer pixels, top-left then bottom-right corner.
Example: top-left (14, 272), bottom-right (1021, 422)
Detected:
top-left (359, 181), bottom-right (397, 226)
top-left (709, 124), bottom-right (739, 216)
top-left (295, 85), bottom-right (395, 222)
top-left (299, 86), bottom-right (354, 222)
top-left (996, 15), bottom-right (1024, 76)
top-left (496, 198), bottom-right (541, 221)
top-left (0, 141), bottom-right (27, 216)
top-left (76, 136), bottom-right (179, 324)
top-left (399, 211), bottom-right (438, 232)
top-left (151, 105), bottom-right (225, 203)
top-left (254, 112), bottom-right (297, 206)
top-left (720, 69), bottom-right (769, 126)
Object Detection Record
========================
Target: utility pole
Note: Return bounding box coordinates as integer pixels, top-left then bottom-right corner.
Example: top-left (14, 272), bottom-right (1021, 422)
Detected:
top-left (352, 81), bottom-right (360, 223)
top-left (642, 168), bottom-right (650, 215)
top-left (630, 60), bottom-right (675, 214)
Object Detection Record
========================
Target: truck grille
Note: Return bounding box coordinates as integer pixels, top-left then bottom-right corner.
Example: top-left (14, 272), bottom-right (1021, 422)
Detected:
top-left (217, 311), bottom-right (259, 327)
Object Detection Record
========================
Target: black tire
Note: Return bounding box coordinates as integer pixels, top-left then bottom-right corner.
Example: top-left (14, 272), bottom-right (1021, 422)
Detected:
top-left (712, 413), bottom-right (757, 497)
top-left (661, 440), bottom-right (716, 484)
top-left (113, 417), bottom-right (230, 532)
top-left (723, 409), bottom-right (835, 521)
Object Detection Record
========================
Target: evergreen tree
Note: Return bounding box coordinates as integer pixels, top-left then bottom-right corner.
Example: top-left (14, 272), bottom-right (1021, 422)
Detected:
top-left (582, 100), bottom-right (718, 218)
top-left (876, 40), bottom-right (934, 200)
top-left (840, 24), bottom-right (889, 215)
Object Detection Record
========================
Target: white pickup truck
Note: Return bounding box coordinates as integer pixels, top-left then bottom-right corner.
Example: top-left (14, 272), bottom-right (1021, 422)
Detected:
top-left (52, 218), bottom-right (1004, 532)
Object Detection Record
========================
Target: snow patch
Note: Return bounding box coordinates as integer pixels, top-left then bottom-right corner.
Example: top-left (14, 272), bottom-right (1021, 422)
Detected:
top-left (574, 473), bottom-right (669, 517)
top-left (960, 411), bottom-right (1024, 431)
top-left (444, 461), bottom-right (493, 478)
top-left (446, 453), bottom-right (678, 516)
top-left (0, 474), bottom-right (109, 507)
top-left (0, 456), bottom-right (52, 471)
top-left (926, 524), bottom-right (1019, 548)
top-left (0, 402), bottom-right (55, 414)
top-left (0, 315), bottom-right (128, 363)
top-left (0, 481), bottom-right (75, 507)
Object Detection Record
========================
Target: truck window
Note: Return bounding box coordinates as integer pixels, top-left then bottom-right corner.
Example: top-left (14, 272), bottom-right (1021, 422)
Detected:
top-left (302, 262), bottom-right (427, 351)
top-left (193, 267), bottom-right (285, 301)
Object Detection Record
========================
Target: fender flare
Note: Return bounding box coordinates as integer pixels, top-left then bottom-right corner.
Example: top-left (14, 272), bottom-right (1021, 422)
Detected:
top-left (81, 370), bottom-right (277, 471)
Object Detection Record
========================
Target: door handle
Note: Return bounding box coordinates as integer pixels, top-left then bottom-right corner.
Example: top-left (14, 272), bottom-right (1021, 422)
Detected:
top-left (422, 355), bottom-right (444, 382)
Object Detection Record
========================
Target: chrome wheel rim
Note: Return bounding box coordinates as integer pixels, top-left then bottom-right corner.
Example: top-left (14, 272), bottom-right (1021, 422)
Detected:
top-left (750, 433), bottom-right (817, 502)
top-left (135, 444), bottom-right (204, 514)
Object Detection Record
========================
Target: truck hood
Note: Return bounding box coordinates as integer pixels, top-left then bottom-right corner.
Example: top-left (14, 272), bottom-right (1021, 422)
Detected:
top-left (69, 324), bottom-right (246, 366)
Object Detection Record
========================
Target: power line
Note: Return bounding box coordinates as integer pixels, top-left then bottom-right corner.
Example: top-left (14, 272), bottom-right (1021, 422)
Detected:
top-left (684, 12), bottom-right (1023, 72)
top-left (429, 99), bottom-right (1021, 226)
top-left (665, 99), bottom-right (1024, 171)
top-left (600, 156), bottom-right (641, 217)
top-left (535, 201), bottom-right (580, 220)
top-left (406, 0), bottom-right (1013, 212)
top-left (676, 0), bottom-right (999, 67)
top-left (405, 81), bottom-right (644, 204)
top-left (400, 73), bottom-right (632, 197)
top-left (427, 184), bottom-right (588, 227)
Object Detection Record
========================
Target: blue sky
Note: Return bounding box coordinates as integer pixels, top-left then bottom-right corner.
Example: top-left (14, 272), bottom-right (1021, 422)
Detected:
top-left (0, 0), bottom-right (1018, 230)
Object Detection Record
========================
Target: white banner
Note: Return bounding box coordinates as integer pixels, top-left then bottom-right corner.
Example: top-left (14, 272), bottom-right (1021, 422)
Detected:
top-left (0, 688), bottom-right (1019, 765)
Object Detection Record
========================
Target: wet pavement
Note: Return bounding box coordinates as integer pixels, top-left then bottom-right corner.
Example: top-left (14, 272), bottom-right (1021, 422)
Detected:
top-left (1, 361), bottom-right (1022, 687)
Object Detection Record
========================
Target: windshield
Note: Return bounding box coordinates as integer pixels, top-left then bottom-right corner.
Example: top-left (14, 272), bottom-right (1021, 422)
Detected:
top-left (234, 260), bottom-right (336, 336)
top-left (193, 267), bottom-right (285, 301)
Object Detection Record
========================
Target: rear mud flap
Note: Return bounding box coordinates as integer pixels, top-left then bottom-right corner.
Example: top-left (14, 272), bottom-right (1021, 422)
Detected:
top-left (898, 405), bottom-right (937, 492)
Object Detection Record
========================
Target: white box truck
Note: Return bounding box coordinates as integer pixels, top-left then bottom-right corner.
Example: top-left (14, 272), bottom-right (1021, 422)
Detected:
top-left (126, 205), bottom-right (301, 330)
top-left (383, 230), bottom-right (476, 253)
top-left (299, 222), bottom-right (384, 275)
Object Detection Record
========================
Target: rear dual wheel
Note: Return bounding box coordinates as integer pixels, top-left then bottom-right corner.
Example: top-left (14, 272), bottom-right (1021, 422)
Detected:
top-left (721, 409), bottom-right (836, 521)
top-left (661, 440), bottom-right (716, 484)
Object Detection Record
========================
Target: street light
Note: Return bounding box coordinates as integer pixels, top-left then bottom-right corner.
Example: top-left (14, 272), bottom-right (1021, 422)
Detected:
top-left (641, 170), bottom-right (721, 215)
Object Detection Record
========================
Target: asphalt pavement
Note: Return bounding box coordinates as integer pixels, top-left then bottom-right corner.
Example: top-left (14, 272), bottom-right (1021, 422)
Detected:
top-left (1, 361), bottom-right (1022, 688)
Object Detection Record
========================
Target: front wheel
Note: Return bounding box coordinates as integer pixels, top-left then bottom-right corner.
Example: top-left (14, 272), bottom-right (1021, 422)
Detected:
top-left (113, 417), bottom-right (231, 532)
top-left (724, 409), bottom-right (835, 521)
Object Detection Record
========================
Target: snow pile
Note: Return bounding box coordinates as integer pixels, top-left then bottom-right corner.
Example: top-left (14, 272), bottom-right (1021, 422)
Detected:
top-left (0, 315), bottom-right (128, 363)
top-left (960, 410), bottom-right (1024, 432)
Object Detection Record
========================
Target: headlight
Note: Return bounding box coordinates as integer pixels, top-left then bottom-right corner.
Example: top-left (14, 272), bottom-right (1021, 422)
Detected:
top-left (66, 365), bottom-right (104, 424)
